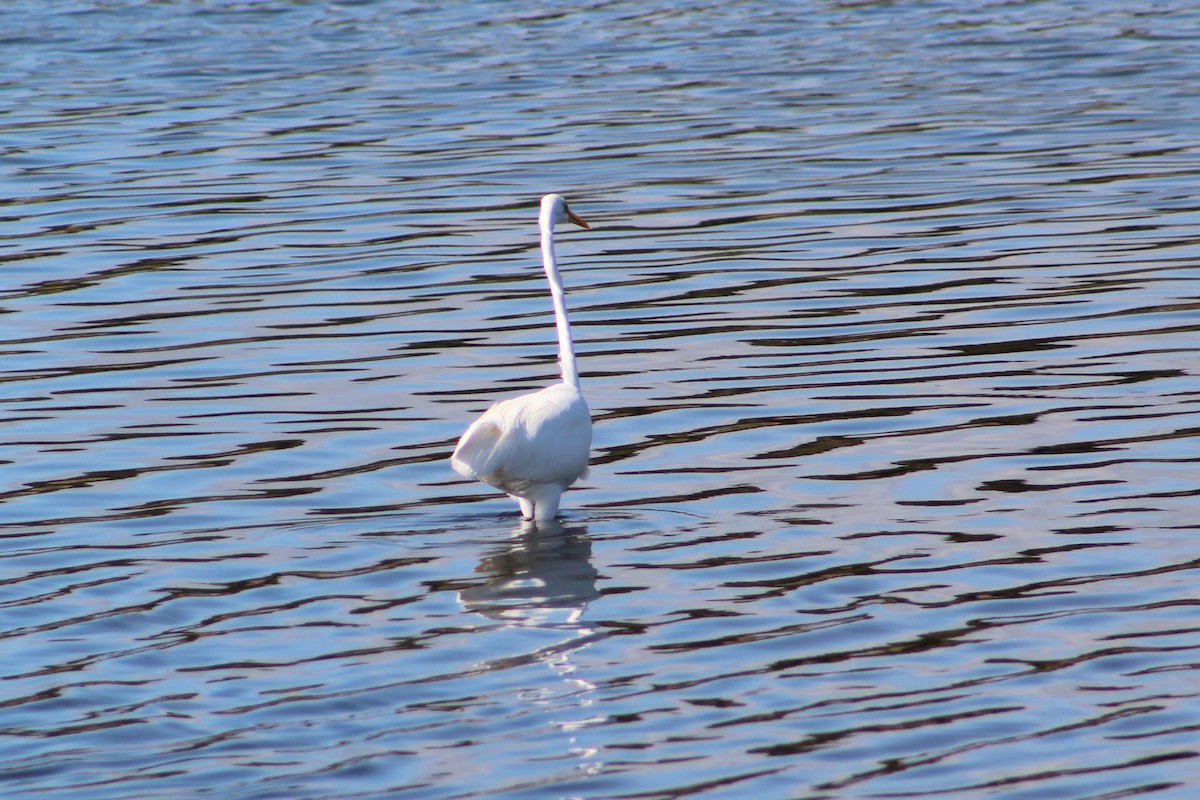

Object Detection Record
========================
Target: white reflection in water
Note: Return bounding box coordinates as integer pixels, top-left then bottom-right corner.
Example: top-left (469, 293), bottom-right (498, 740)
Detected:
top-left (458, 521), bottom-right (606, 777)
top-left (458, 521), bottom-right (600, 628)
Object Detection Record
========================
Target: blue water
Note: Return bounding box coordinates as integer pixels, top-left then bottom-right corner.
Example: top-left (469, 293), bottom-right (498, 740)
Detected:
top-left (3, 1), bottom-right (1200, 798)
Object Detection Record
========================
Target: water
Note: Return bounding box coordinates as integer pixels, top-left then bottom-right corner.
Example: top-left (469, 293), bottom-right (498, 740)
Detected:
top-left (3, 1), bottom-right (1200, 798)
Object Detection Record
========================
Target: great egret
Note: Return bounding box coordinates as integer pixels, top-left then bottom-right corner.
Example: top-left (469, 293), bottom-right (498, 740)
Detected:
top-left (451, 194), bottom-right (592, 522)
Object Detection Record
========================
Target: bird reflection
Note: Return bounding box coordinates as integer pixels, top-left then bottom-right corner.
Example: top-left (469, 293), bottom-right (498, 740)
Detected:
top-left (457, 520), bottom-right (606, 777)
top-left (458, 520), bottom-right (599, 627)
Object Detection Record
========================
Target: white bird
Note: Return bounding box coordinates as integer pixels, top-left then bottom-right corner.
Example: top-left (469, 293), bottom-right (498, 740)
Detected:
top-left (451, 194), bottom-right (593, 522)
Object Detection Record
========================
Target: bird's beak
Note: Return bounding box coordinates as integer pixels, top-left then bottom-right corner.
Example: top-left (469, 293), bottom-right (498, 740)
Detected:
top-left (566, 207), bottom-right (590, 229)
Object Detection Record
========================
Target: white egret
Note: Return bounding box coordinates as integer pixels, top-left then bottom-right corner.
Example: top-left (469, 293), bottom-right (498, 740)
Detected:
top-left (451, 194), bottom-right (592, 522)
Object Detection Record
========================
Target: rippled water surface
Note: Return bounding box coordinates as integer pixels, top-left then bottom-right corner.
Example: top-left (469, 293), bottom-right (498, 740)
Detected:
top-left (4, 1), bottom-right (1200, 798)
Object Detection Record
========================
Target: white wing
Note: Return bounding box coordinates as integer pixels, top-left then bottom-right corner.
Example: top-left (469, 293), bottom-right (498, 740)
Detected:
top-left (451, 383), bottom-right (591, 495)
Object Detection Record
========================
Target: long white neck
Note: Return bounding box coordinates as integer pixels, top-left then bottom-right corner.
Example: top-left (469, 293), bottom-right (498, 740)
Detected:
top-left (539, 217), bottom-right (579, 389)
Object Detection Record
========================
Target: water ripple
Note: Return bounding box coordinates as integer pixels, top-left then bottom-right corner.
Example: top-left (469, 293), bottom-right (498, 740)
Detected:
top-left (3, 1), bottom-right (1200, 799)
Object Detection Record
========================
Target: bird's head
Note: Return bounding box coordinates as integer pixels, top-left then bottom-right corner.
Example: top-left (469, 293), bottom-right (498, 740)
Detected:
top-left (541, 194), bottom-right (590, 229)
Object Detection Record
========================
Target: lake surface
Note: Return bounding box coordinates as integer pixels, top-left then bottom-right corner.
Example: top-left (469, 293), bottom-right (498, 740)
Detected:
top-left (3, 1), bottom-right (1200, 798)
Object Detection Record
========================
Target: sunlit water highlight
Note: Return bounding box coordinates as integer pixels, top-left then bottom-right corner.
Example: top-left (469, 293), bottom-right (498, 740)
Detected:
top-left (3, 1), bottom-right (1200, 798)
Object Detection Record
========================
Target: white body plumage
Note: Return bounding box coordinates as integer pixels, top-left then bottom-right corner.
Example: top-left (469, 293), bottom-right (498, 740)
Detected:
top-left (451, 382), bottom-right (591, 520)
top-left (451, 194), bottom-right (592, 522)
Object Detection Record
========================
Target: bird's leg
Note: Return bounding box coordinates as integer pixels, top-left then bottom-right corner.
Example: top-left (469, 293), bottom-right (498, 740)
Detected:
top-left (528, 484), bottom-right (563, 522)
top-left (511, 494), bottom-right (535, 519)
